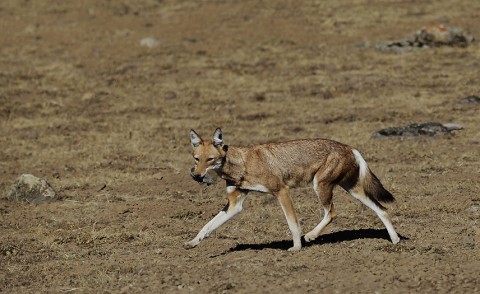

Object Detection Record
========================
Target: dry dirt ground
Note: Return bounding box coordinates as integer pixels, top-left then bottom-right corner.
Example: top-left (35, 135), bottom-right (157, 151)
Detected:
top-left (1, 1), bottom-right (479, 293)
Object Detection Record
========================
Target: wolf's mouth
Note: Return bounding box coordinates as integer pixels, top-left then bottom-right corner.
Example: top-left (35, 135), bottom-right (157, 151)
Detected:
top-left (191, 173), bottom-right (215, 185)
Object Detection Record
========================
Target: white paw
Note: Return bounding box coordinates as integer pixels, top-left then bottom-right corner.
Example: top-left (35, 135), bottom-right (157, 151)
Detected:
top-left (183, 241), bottom-right (198, 249)
top-left (391, 235), bottom-right (400, 244)
top-left (288, 245), bottom-right (302, 252)
top-left (304, 233), bottom-right (316, 242)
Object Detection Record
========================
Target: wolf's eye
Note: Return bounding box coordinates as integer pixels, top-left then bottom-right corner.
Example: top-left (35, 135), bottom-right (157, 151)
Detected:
top-left (207, 157), bottom-right (215, 162)
top-left (193, 156), bottom-right (199, 162)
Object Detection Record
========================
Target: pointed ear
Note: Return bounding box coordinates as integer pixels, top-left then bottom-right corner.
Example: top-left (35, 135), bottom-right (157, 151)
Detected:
top-left (213, 128), bottom-right (224, 148)
top-left (190, 129), bottom-right (202, 148)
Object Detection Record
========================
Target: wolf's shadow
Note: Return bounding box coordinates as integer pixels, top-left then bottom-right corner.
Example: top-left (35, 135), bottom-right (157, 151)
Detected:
top-left (217, 228), bottom-right (408, 254)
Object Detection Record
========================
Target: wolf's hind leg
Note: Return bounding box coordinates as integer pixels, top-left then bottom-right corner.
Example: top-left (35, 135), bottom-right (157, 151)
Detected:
top-left (305, 175), bottom-right (335, 242)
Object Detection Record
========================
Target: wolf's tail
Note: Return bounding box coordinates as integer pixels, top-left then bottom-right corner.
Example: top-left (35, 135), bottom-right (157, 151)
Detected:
top-left (352, 149), bottom-right (395, 210)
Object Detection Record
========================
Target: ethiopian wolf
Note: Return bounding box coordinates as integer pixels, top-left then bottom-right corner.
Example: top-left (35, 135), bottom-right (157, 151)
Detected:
top-left (184, 128), bottom-right (400, 251)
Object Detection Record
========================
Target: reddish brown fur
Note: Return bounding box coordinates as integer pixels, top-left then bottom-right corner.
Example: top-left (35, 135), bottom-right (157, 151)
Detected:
top-left (218, 139), bottom-right (357, 191)
top-left (186, 129), bottom-right (400, 251)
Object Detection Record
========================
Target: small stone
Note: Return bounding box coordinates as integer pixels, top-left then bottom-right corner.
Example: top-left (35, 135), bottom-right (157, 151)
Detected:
top-left (6, 174), bottom-right (56, 203)
top-left (441, 123), bottom-right (464, 131)
top-left (81, 92), bottom-right (95, 101)
top-left (140, 37), bottom-right (160, 48)
top-left (96, 184), bottom-right (107, 192)
top-left (153, 173), bottom-right (163, 180)
top-left (164, 91), bottom-right (177, 100)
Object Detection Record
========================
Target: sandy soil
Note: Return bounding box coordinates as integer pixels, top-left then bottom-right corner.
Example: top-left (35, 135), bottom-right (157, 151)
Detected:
top-left (1, 0), bottom-right (479, 293)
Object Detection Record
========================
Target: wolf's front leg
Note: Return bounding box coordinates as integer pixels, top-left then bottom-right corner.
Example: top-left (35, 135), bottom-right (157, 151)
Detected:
top-left (184, 187), bottom-right (247, 249)
top-left (276, 186), bottom-right (302, 251)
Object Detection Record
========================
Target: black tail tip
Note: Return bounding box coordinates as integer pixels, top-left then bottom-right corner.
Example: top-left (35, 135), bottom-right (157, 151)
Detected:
top-left (365, 172), bottom-right (395, 206)
top-left (377, 189), bottom-right (395, 203)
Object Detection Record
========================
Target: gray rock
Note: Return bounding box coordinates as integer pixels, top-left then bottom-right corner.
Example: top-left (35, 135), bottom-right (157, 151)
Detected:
top-left (410, 25), bottom-right (474, 48)
top-left (6, 174), bottom-right (56, 203)
top-left (375, 25), bottom-right (475, 53)
top-left (458, 95), bottom-right (480, 104)
top-left (373, 122), bottom-right (464, 138)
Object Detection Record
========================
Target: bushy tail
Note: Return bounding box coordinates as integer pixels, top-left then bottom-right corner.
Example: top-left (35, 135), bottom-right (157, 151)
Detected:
top-left (352, 149), bottom-right (395, 210)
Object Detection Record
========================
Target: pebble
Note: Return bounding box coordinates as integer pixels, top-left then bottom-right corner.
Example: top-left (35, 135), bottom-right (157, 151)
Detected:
top-left (165, 91), bottom-right (177, 100)
top-left (140, 37), bottom-right (160, 48)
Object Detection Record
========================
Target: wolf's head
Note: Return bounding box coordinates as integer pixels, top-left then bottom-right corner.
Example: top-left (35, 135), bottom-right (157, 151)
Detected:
top-left (189, 128), bottom-right (227, 184)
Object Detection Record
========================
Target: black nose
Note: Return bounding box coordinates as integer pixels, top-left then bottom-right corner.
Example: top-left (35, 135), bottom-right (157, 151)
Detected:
top-left (191, 173), bottom-right (204, 182)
